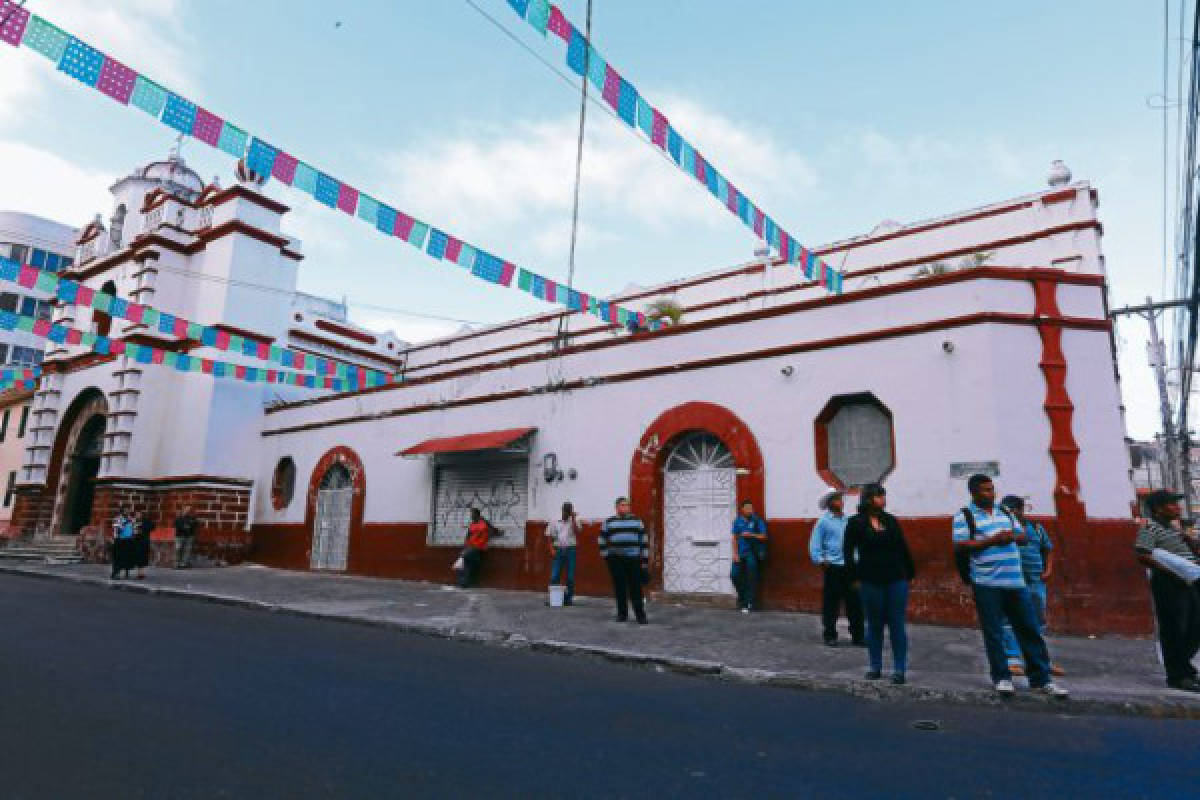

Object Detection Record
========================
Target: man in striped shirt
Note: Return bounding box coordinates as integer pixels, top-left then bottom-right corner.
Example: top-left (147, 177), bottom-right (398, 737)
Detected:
top-left (1134, 490), bottom-right (1200, 691)
top-left (599, 496), bottom-right (649, 624)
top-left (953, 475), bottom-right (1067, 698)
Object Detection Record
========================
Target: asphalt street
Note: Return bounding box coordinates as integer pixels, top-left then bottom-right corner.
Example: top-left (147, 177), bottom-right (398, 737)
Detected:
top-left (0, 574), bottom-right (1196, 799)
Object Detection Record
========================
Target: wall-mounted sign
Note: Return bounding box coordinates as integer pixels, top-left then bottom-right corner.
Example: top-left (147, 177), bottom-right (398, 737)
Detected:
top-left (950, 461), bottom-right (1000, 479)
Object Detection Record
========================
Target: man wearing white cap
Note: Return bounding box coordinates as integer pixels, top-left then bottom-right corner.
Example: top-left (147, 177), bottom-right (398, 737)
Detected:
top-left (809, 488), bottom-right (864, 647)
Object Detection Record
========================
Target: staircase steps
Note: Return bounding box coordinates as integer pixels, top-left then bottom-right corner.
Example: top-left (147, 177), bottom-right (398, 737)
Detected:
top-left (0, 537), bottom-right (84, 564)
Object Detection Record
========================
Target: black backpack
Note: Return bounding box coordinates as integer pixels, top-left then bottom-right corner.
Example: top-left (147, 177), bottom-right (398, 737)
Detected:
top-left (954, 506), bottom-right (1015, 584)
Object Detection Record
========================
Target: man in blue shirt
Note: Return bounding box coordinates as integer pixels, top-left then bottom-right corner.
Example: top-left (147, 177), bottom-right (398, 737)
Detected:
top-left (999, 495), bottom-right (1064, 677)
top-left (809, 489), bottom-right (864, 646)
top-left (953, 475), bottom-right (1067, 699)
top-left (731, 500), bottom-right (768, 612)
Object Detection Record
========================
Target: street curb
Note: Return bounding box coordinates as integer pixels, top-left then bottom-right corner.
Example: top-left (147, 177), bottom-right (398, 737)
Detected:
top-left (4, 564), bottom-right (1199, 720)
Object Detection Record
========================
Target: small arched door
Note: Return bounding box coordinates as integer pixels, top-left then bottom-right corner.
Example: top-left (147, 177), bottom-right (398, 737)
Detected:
top-left (662, 432), bottom-right (737, 594)
top-left (311, 463), bottom-right (353, 570)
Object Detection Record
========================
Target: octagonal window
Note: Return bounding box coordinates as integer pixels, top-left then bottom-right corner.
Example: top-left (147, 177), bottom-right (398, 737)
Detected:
top-left (816, 393), bottom-right (895, 489)
top-left (271, 456), bottom-right (296, 510)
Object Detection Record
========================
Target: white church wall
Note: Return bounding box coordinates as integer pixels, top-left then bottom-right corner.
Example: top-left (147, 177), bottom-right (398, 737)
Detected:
top-left (1061, 328), bottom-right (1133, 518)
top-left (258, 312), bottom-right (1120, 527)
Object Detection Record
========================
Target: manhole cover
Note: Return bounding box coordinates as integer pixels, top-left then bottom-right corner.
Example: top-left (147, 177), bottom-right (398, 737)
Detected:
top-left (911, 720), bottom-right (941, 731)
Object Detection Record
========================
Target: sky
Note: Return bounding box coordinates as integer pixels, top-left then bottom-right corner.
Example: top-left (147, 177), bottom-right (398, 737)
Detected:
top-left (0, 0), bottom-right (1181, 437)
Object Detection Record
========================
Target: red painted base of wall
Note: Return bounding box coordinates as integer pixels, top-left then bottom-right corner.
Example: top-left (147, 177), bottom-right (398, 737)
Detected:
top-left (252, 514), bottom-right (1151, 636)
top-left (78, 527), bottom-right (253, 567)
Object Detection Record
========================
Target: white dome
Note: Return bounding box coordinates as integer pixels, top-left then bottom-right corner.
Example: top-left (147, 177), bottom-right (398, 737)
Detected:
top-left (122, 151), bottom-right (204, 199)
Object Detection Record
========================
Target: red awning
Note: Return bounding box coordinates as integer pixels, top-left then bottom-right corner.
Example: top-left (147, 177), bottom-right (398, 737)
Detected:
top-left (397, 427), bottom-right (536, 456)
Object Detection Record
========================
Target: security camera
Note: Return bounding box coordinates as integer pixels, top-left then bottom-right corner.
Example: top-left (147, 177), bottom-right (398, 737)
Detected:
top-left (942, 341), bottom-right (955, 354)
top-left (780, 365), bottom-right (795, 377)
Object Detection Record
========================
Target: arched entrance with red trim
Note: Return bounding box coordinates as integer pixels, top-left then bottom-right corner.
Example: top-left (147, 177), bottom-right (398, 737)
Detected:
top-left (48, 388), bottom-right (109, 536)
top-left (629, 402), bottom-right (765, 594)
top-left (304, 446), bottom-right (365, 571)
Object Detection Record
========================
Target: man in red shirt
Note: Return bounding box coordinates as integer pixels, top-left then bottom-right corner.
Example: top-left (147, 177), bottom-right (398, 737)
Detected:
top-left (456, 508), bottom-right (496, 588)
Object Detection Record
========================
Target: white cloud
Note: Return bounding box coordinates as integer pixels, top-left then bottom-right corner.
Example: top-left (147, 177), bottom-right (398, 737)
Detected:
top-left (0, 139), bottom-right (113, 224)
top-left (0, 0), bottom-right (194, 129)
top-left (34, 0), bottom-right (193, 90)
top-left (375, 95), bottom-right (819, 256)
top-left (850, 129), bottom-right (1031, 188)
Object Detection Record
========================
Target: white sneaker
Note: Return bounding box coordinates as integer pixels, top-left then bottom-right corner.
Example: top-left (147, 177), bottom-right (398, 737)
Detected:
top-left (740, 608), bottom-right (750, 614)
top-left (994, 679), bottom-right (1015, 696)
top-left (1038, 682), bottom-right (1069, 699)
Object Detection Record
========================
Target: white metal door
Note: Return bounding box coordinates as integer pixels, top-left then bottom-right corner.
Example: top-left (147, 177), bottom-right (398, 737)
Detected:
top-left (662, 433), bottom-right (736, 594)
top-left (312, 488), bottom-right (352, 570)
top-left (429, 457), bottom-right (529, 548)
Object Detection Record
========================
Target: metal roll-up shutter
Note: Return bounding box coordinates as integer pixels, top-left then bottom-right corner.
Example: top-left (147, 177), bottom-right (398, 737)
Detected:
top-left (430, 456), bottom-right (529, 548)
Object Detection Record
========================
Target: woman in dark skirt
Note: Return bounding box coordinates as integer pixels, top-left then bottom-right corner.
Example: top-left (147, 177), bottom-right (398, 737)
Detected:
top-left (110, 507), bottom-right (135, 580)
top-left (844, 483), bottom-right (916, 685)
top-left (131, 509), bottom-right (153, 579)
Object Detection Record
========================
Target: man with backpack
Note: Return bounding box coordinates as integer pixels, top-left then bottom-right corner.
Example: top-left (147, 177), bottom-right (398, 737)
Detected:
top-left (998, 495), bottom-right (1065, 677)
top-left (952, 474), bottom-right (1068, 699)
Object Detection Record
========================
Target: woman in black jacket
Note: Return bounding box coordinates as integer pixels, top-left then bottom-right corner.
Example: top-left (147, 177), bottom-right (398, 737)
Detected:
top-left (844, 483), bottom-right (916, 684)
top-left (131, 509), bottom-right (153, 579)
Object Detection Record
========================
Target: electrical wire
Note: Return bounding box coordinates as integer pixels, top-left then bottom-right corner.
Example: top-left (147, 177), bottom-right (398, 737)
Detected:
top-left (1165, 0), bottom-right (1172, 303)
top-left (555, 0), bottom-right (593, 347)
top-left (97, 253), bottom-right (551, 330)
top-left (460, 0), bottom-right (741, 205)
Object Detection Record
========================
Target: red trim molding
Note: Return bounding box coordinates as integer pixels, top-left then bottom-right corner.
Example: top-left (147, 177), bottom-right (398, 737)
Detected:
top-left (63, 220), bottom-right (303, 281)
top-left (41, 353), bottom-right (119, 375)
top-left (92, 474), bottom-right (254, 488)
top-left (1032, 276), bottom-right (1086, 523)
top-left (628, 402), bottom-right (765, 587)
top-left (315, 319), bottom-right (376, 345)
top-left (270, 266), bottom-right (1108, 417)
top-left (265, 311), bottom-right (1111, 437)
top-left (288, 330), bottom-right (406, 368)
top-left (205, 184), bottom-right (290, 215)
top-left (212, 323), bottom-right (275, 346)
top-left (399, 199), bottom-right (1101, 357)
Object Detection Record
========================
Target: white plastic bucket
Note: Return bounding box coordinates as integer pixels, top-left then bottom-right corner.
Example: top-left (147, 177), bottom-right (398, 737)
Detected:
top-left (548, 584), bottom-right (566, 607)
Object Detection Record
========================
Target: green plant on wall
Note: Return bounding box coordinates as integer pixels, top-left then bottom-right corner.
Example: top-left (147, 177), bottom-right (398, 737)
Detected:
top-left (911, 250), bottom-right (994, 279)
top-left (646, 297), bottom-right (684, 325)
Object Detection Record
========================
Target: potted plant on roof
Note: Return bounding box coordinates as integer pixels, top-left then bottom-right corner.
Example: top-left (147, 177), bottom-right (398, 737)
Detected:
top-left (646, 298), bottom-right (684, 327)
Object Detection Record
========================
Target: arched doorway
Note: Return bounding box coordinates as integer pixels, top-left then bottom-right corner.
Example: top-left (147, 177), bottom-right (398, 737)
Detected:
top-left (311, 462), bottom-right (353, 570)
top-left (47, 388), bottom-right (109, 537)
top-left (662, 432), bottom-right (737, 594)
top-left (62, 415), bottom-right (105, 535)
top-left (629, 402), bottom-right (765, 593)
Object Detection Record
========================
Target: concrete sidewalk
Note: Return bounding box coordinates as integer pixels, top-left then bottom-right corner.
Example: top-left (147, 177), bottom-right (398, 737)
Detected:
top-left (3, 562), bottom-right (1197, 719)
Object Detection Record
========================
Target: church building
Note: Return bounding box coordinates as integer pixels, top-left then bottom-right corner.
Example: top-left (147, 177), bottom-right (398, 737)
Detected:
top-left (6, 155), bottom-right (1148, 635)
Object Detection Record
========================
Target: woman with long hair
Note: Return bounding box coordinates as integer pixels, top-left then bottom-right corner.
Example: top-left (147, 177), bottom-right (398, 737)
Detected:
top-left (844, 484), bottom-right (916, 685)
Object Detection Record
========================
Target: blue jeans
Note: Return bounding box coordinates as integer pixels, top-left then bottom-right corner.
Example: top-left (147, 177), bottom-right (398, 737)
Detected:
top-left (859, 580), bottom-right (909, 674)
top-left (1002, 579), bottom-right (1047, 663)
top-left (972, 584), bottom-right (1051, 686)
top-left (550, 546), bottom-right (576, 602)
top-left (730, 553), bottom-right (760, 610)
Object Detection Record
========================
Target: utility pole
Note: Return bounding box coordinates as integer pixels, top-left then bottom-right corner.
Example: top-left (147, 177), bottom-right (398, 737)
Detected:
top-left (1145, 296), bottom-right (1183, 492)
top-left (555, 0), bottom-right (594, 350)
top-left (1111, 297), bottom-right (1190, 497)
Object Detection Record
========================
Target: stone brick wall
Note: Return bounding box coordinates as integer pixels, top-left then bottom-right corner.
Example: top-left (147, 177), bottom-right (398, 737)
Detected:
top-left (78, 479), bottom-right (253, 566)
top-left (9, 488), bottom-right (57, 539)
